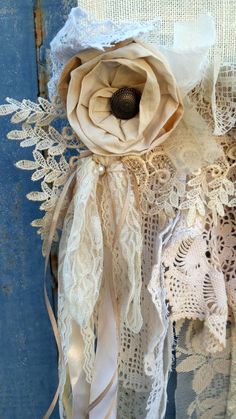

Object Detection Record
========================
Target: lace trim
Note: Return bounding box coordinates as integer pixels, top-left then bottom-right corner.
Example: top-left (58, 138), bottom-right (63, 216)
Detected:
top-left (161, 204), bottom-right (236, 354)
top-left (190, 64), bottom-right (236, 135)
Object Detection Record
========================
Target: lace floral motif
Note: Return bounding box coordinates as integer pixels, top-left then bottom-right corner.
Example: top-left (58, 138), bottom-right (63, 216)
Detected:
top-left (0, 96), bottom-right (83, 255)
top-left (123, 134), bottom-right (236, 229)
top-left (165, 233), bottom-right (227, 351)
top-left (161, 207), bottom-right (236, 353)
top-left (123, 150), bottom-right (181, 225)
top-left (175, 320), bottom-right (232, 419)
top-left (158, 202), bottom-right (236, 417)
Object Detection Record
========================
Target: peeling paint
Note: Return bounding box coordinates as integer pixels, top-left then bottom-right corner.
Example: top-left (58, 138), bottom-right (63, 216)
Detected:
top-left (34, 0), bottom-right (47, 97)
top-left (34, 1), bottom-right (43, 49)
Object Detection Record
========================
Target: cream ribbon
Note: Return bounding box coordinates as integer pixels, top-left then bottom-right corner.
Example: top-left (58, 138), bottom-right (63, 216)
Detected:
top-left (88, 246), bottom-right (119, 419)
top-left (43, 151), bottom-right (138, 419)
top-left (43, 151), bottom-right (92, 419)
top-left (68, 320), bottom-right (90, 419)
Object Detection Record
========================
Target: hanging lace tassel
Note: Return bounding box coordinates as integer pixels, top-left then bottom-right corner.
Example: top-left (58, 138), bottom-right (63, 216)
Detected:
top-left (59, 156), bottom-right (144, 418)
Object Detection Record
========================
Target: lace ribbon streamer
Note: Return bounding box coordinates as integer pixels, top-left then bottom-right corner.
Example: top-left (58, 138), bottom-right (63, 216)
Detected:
top-left (44, 153), bottom-right (143, 417)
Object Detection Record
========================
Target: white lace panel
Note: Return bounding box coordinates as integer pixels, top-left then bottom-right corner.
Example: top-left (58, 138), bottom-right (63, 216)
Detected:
top-left (160, 205), bottom-right (236, 417)
top-left (162, 209), bottom-right (236, 352)
top-left (115, 216), bottom-right (178, 419)
top-left (175, 320), bottom-right (232, 419)
top-left (106, 161), bottom-right (143, 334)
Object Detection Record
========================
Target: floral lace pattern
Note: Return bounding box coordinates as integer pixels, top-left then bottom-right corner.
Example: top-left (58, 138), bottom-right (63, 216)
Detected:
top-left (162, 213), bottom-right (228, 352)
top-left (175, 320), bottom-right (232, 419)
top-left (0, 96), bottom-right (83, 255)
top-left (160, 206), bottom-right (236, 418)
top-left (123, 133), bottom-right (236, 228)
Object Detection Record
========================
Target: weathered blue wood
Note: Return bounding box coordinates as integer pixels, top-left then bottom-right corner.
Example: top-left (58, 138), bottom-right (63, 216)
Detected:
top-left (0, 1), bottom-right (75, 418)
top-left (40, 0), bottom-right (77, 50)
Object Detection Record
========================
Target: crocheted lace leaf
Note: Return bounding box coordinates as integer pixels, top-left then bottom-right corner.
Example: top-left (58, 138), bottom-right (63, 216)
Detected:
top-left (0, 97), bottom-right (63, 126)
top-left (0, 96), bottom-right (86, 255)
top-left (123, 134), bottom-right (236, 230)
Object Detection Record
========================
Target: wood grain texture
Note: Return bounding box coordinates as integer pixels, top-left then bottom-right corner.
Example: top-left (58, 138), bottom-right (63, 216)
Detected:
top-left (0, 1), bottom-right (75, 418)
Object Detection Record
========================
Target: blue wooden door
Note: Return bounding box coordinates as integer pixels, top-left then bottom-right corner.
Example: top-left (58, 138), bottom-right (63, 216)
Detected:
top-left (0, 1), bottom-right (76, 418)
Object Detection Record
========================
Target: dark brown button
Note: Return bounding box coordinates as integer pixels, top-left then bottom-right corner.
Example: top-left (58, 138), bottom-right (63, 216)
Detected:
top-left (110, 87), bottom-right (141, 120)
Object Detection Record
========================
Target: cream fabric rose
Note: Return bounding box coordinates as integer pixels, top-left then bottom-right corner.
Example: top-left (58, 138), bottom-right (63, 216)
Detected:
top-left (58, 40), bottom-right (183, 156)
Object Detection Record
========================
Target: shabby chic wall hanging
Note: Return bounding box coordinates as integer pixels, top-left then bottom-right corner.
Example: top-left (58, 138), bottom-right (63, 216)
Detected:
top-left (1, 4), bottom-right (236, 419)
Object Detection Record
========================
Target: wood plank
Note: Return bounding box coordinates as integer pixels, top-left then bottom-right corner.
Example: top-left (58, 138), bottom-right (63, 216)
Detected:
top-left (37, 0), bottom-right (78, 97)
top-left (0, 1), bottom-right (75, 417)
top-left (0, 1), bottom-right (58, 417)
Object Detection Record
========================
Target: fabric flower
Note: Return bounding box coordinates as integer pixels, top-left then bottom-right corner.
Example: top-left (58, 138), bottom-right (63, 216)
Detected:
top-left (58, 40), bottom-right (183, 156)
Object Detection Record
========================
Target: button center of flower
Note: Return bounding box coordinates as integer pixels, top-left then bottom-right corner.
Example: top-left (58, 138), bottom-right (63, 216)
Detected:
top-left (110, 87), bottom-right (141, 120)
